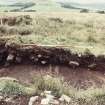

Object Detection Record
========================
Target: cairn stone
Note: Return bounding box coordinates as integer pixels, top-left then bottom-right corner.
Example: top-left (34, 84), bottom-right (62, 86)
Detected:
top-left (69, 61), bottom-right (79, 68)
top-left (37, 54), bottom-right (42, 58)
top-left (7, 54), bottom-right (14, 62)
top-left (41, 61), bottom-right (47, 65)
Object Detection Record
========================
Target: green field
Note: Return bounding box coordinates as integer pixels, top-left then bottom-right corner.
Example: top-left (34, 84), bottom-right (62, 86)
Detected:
top-left (0, 12), bottom-right (105, 56)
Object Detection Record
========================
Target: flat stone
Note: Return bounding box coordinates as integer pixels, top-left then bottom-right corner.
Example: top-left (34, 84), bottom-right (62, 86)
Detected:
top-left (69, 61), bottom-right (79, 66)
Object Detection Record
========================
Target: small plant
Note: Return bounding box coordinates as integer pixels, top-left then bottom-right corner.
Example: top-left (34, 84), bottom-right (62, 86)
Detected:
top-left (0, 77), bottom-right (35, 96)
top-left (87, 36), bottom-right (97, 43)
top-left (49, 17), bottom-right (63, 23)
top-left (33, 75), bottom-right (70, 97)
top-left (18, 27), bottom-right (32, 35)
top-left (0, 25), bottom-right (7, 35)
top-left (16, 15), bottom-right (32, 25)
top-left (1, 81), bottom-right (25, 95)
top-left (84, 48), bottom-right (91, 55)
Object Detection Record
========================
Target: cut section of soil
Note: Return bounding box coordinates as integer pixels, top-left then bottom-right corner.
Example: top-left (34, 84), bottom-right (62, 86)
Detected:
top-left (0, 65), bottom-right (105, 89)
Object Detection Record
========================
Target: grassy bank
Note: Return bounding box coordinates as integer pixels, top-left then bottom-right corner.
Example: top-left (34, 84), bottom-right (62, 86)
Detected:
top-left (0, 12), bottom-right (105, 55)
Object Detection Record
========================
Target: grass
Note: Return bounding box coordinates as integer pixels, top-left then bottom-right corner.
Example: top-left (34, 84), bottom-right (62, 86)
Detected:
top-left (32, 75), bottom-right (73, 97)
top-left (1, 12), bottom-right (105, 55)
top-left (0, 77), bottom-right (36, 96)
top-left (1, 76), bottom-right (105, 104)
top-left (0, 12), bottom-right (105, 104)
top-left (32, 75), bottom-right (105, 105)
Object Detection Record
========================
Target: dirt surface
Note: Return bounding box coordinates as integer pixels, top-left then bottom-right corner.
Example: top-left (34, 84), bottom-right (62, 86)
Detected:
top-left (0, 95), bottom-right (29, 105)
top-left (0, 64), bottom-right (105, 90)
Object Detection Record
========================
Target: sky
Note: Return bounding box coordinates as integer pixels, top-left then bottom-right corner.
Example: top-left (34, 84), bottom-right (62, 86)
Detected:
top-left (59, 0), bottom-right (105, 4)
top-left (0, 0), bottom-right (105, 5)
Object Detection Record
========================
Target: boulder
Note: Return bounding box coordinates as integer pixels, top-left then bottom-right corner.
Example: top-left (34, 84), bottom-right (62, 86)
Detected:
top-left (41, 98), bottom-right (50, 105)
top-left (28, 96), bottom-right (39, 105)
top-left (0, 96), bottom-right (3, 101)
top-left (50, 99), bottom-right (59, 105)
top-left (45, 94), bottom-right (55, 100)
top-left (7, 54), bottom-right (14, 61)
top-left (37, 54), bottom-right (42, 58)
top-left (59, 94), bottom-right (71, 103)
top-left (41, 61), bottom-right (47, 65)
top-left (5, 97), bottom-right (13, 102)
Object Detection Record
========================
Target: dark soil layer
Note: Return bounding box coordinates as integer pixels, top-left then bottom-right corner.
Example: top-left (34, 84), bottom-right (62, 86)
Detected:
top-left (1, 64), bottom-right (105, 89)
top-left (0, 42), bottom-right (104, 89)
top-left (0, 43), bottom-right (105, 105)
top-left (0, 42), bottom-right (104, 70)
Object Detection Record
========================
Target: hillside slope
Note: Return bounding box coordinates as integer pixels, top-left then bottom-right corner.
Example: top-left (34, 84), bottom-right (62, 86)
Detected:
top-left (0, 0), bottom-right (81, 12)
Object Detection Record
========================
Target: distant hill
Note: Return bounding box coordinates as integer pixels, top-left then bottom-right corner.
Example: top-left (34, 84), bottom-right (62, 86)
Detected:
top-left (0, 0), bottom-right (82, 12)
top-left (0, 0), bottom-right (105, 12)
top-left (63, 2), bottom-right (105, 10)
top-left (58, 2), bottom-right (81, 10)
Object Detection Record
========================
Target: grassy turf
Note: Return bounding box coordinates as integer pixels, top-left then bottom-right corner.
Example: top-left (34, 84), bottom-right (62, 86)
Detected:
top-left (0, 12), bottom-right (105, 56)
top-left (1, 76), bottom-right (105, 105)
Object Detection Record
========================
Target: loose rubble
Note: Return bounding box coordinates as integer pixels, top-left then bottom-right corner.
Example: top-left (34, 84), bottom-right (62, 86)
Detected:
top-left (28, 90), bottom-right (71, 105)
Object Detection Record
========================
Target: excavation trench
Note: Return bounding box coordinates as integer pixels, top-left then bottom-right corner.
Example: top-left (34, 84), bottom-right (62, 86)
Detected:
top-left (0, 43), bottom-right (105, 89)
top-left (0, 43), bottom-right (105, 105)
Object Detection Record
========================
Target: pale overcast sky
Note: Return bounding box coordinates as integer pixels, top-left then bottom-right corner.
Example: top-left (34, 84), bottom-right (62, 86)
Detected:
top-left (0, 0), bottom-right (105, 4)
top-left (59, 0), bottom-right (105, 4)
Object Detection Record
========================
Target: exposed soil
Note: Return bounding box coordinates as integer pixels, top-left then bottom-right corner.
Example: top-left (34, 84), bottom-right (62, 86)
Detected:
top-left (0, 65), bottom-right (105, 89)
top-left (0, 65), bottom-right (105, 105)
top-left (0, 43), bottom-right (105, 104)
top-left (0, 43), bottom-right (105, 89)
top-left (0, 95), bottom-right (29, 105)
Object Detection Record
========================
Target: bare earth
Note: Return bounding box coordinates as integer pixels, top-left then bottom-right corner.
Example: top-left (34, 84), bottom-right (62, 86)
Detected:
top-left (0, 64), bottom-right (105, 89)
